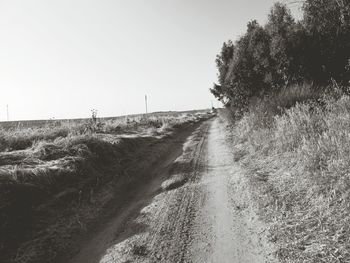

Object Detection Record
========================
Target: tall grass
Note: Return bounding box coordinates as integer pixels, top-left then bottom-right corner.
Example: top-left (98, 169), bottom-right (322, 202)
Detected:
top-left (0, 127), bottom-right (70, 152)
top-left (230, 85), bottom-right (350, 262)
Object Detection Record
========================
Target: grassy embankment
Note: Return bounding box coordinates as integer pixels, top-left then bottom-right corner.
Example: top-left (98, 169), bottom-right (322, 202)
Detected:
top-left (0, 111), bottom-right (210, 263)
top-left (227, 85), bottom-right (350, 262)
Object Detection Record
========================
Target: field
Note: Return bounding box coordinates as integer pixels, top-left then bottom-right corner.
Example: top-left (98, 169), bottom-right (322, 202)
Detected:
top-left (0, 110), bottom-right (205, 131)
top-left (0, 110), bottom-right (212, 263)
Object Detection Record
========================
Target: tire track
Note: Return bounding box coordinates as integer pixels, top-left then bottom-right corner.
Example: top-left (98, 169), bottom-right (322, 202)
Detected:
top-left (145, 121), bottom-right (210, 262)
top-left (95, 118), bottom-right (277, 263)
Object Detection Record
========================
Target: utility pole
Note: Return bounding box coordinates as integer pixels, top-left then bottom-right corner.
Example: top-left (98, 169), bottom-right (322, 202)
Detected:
top-left (6, 105), bottom-right (9, 121)
top-left (145, 95), bottom-right (148, 114)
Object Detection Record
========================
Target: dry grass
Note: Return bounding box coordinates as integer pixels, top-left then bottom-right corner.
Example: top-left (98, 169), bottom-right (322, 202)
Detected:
top-left (0, 127), bottom-right (70, 151)
top-left (228, 85), bottom-right (350, 262)
top-left (161, 174), bottom-right (187, 191)
top-left (0, 112), bottom-right (204, 152)
top-left (0, 110), bottom-right (212, 263)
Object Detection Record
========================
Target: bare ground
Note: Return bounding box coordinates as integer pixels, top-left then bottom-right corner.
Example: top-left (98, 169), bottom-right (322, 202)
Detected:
top-left (67, 117), bottom-right (276, 263)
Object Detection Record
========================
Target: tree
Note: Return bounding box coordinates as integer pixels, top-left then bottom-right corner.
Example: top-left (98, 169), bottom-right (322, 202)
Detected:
top-left (302, 0), bottom-right (350, 84)
top-left (212, 21), bottom-right (272, 109)
top-left (211, 41), bottom-right (234, 104)
top-left (265, 3), bottom-right (297, 88)
top-left (212, 0), bottom-right (350, 112)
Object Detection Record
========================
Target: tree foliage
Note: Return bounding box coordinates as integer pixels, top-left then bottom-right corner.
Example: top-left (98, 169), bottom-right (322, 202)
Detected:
top-left (211, 0), bottom-right (350, 109)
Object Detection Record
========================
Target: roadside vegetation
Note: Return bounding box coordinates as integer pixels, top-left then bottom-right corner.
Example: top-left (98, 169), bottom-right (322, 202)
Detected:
top-left (212, 0), bottom-right (350, 262)
top-left (0, 111), bottom-right (210, 263)
top-left (228, 88), bottom-right (350, 262)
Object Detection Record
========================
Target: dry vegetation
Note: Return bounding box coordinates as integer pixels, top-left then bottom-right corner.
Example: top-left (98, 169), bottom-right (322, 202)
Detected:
top-left (211, 0), bottom-right (350, 260)
top-left (227, 85), bottom-right (350, 262)
top-left (0, 111), bottom-right (211, 263)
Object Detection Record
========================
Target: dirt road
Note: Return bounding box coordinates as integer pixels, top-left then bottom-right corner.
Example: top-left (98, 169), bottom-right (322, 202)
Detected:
top-left (68, 117), bottom-right (276, 263)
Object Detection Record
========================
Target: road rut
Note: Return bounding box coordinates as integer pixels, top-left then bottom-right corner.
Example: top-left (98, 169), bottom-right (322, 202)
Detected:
top-left (69, 117), bottom-right (276, 263)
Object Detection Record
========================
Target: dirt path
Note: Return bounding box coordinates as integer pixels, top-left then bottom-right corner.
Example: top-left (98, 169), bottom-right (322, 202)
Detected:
top-left (68, 117), bottom-right (276, 263)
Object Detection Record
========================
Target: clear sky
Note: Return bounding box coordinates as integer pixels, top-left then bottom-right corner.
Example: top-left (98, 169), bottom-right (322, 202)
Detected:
top-left (0, 0), bottom-right (302, 121)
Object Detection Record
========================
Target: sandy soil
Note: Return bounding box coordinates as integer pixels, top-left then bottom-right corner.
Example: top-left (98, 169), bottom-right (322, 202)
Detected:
top-left (67, 117), bottom-right (276, 263)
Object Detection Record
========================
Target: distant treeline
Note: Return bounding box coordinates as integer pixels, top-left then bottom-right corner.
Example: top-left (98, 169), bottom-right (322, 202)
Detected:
top-left (211, 0), bottom-right (350, 110)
